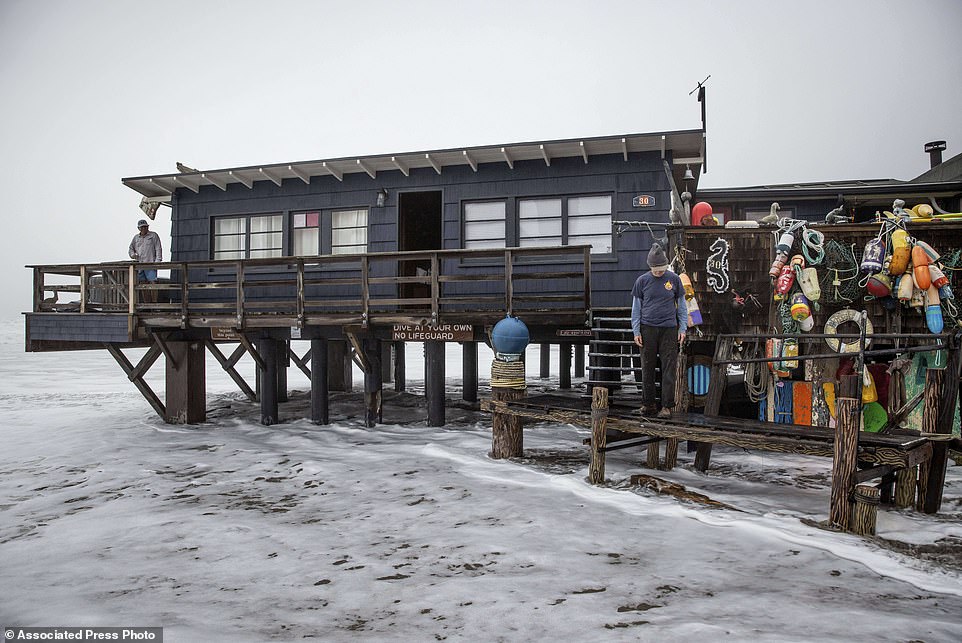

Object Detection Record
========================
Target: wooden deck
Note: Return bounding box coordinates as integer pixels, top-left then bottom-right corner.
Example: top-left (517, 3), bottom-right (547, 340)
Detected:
top-left (26, 245), bottom-right (593, 350)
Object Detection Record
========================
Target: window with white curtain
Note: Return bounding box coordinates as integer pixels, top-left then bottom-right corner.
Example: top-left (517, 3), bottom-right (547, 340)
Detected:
top-left (213, 213), bottom-right (282, 259)
top-left (292, 211), bottom-right (320, 256)
top-left (464, 201), bottom-right (506, 249)
top-left (331, 208), bottom-right (368, 254)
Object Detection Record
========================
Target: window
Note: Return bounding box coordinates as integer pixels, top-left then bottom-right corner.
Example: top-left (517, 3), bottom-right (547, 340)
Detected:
top-left (516, 194), bottom-right (612, 255)
top-left (519, 199), bottom-right (562, 247)
top-left (213, 213), bottom-right (283, 260)
top-left (292, 211), bottom-right (320, 255)
top-left (332, 208), bottom-right (368, 254)
top-left (464, 201), bottom-right (506, 249)
top-left (568, 195), bottom-right (612, 254)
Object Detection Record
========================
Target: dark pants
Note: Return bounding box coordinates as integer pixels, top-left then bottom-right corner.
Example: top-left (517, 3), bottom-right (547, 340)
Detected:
top-left (640, 324), bottom-right (679, 409)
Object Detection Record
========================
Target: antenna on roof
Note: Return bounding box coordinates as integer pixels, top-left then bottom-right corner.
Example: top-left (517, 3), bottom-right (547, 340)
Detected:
top-left (689, 75), bottom-right (711, 132)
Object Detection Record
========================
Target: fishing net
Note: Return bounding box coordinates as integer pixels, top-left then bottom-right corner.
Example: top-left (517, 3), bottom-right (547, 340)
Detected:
top-left (819, 239), bottom-right (861, 305)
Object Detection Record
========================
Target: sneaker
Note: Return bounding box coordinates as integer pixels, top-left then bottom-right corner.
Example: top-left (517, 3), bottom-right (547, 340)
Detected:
top-left (656, 407), bottom-right (672, 419)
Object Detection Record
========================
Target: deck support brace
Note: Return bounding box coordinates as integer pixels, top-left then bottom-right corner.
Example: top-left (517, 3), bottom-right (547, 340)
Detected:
top-left (311, 338), bottom-right (329, 425)
top-left (205, 340), bottom-right (257, 402)
top-left (106, 343), bottom-right (166, 421)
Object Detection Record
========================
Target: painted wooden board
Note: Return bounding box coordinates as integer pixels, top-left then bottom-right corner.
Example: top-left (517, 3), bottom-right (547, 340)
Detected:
top-left (793, 381), bottom-right (813, 426)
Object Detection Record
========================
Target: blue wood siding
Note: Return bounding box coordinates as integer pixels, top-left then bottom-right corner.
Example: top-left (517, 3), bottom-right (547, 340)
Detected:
top-left (170, 151), bottom-right (675, 310)
top-left (27, 314), bottom-right (130, 343)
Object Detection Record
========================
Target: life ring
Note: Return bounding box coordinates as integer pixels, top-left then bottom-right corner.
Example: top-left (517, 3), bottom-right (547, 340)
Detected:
top-left (824, 309), bottom-right (873, 353)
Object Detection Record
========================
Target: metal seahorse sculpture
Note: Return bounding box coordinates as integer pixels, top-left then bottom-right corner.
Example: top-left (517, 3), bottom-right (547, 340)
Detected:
top-left (706, 237), bottom-right (731, 294)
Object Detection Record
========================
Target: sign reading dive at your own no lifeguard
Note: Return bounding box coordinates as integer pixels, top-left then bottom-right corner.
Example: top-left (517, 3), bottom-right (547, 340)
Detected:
top-left (392, 324), bottom-right (473, 342)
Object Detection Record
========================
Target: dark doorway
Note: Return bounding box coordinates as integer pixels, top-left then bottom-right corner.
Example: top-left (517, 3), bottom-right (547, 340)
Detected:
top-left (398, 191), bottom-right (442, 303)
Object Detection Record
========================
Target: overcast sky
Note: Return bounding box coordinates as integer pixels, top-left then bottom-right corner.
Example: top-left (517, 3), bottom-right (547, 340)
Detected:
top-left (2, 0), bottom-right (960, 319)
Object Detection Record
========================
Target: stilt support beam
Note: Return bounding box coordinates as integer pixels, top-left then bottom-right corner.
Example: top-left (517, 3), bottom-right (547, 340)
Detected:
top-left (311, 338), bottom-right (329, 425)
top-left (462, 341), bottom-right (478, 403)
top-left (165, 340), bottom-right (206, 424)
top-left (258, 337), bottom-right (279, 425)
top-left (426, 341), bottom-right (446, 427)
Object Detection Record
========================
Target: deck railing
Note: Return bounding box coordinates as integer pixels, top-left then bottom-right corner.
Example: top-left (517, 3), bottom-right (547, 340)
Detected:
top-left (29, 245), bottom-right (592, 328)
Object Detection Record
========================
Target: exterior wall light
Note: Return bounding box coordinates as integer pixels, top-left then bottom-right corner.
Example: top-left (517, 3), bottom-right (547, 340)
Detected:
top-left (376, 188), bottom-right (388, 207)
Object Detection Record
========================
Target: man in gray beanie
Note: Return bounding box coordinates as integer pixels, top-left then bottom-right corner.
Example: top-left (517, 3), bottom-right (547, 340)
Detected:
top-left (630, 242), bottom-right (687, 418)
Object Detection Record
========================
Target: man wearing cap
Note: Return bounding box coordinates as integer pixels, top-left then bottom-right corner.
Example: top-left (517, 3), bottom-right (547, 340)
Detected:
top-left (631, 242), bottom-right (687, 418)
top-left (129, 219), bottom-right (163, 303)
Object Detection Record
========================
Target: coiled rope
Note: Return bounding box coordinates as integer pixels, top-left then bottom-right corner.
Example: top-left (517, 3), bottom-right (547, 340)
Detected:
top-left (491, 360), bottom-right (526, 389)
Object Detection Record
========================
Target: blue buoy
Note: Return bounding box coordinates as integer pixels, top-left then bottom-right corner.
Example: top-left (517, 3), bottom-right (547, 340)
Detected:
top-left (491, 315), bottom-right (530, 355)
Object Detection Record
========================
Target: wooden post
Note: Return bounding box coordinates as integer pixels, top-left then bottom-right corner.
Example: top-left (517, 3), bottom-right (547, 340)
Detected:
top-left (394, 341), bottom-right (406, 392)
top-left (426, 341), bottom-right (445, 427)
top-left (165, 340), bottom-right (207, 424)
top-left (850, 484), bottom-right (880, 536)
top-left (259, 337), bottom-right (279, 426)
top-left (277, 340), bottom-right (289, 403)
top-left (922, 343), bottom-right (959, 513)
top-left (559, 343), bottom-right (572, 389)
top-left (540, 343), bottom-right (551, 378)
top-left (646, 439), bottom-right (661, 469)
top-left (364, 338), bottom-right (383, 428)
top-left (311, 337), bottom-right (329, 425)
top-left (588, 387), bottom-right (609, 484)
top-left (574, 344), bottom-right (585, 378)
top-left (462, 341), bottom-right (478, 403)
top-left (491, 360), bottom-right (525, 459)
top-left (328, 340), bottom-right (353, 392)
top-left (693, 337), bottom-right (732, 472)
top-left (830, 374), bottom-right (861, 529)
top-left (894, 467), bottom-right (916, 509)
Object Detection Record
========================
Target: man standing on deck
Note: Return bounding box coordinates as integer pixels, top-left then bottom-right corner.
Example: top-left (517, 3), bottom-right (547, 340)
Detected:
top-left (129, 219), bottom-right (163, 303)
top-left (631, 242), bottom-right (687, 418)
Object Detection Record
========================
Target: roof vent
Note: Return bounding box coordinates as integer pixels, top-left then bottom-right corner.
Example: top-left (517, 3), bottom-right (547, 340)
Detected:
top-left (924, 140), bottom-right (947, 169)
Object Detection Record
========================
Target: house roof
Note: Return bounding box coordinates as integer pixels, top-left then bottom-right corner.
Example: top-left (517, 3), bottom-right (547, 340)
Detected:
top-left (911, 151), bottom-right (962, 183)
top-left (123, 129), bottom-right (707, 199)
top-left (697, 177), bottom-right (962, 202)
top-left (698, 149), bottom-right (962, 203)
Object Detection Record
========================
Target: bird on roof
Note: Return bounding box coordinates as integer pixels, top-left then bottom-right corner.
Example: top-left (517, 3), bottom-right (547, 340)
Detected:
top-left (176, 162), bottom-right (199, 173)
top-left (824, 205), bottom-right (850, 224)
top-left (759, 202), bottom-right (780, 224)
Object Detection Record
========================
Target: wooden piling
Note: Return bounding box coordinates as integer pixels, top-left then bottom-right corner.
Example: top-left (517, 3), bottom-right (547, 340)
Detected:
top-left (364, 338), bottom-right (383, 428)
top-left (164, 340), bottom-right (207, 424)
top-left (328, 340), bottom-right (354, 392)
top-left (829, 374), bottom-right (861, 529)
top-left (462, 341), bottom-right (478, 403)
top-left (426, 341), bottom-right (446, 427)
top-left (894, 467), bottom-right (916, 509)
top-left (646, 439), bottom-right (661, 470)
top-left (491, 359), bottom-right (525, 459)
top-left (921, 345), bottom-right (959, 513)
top-left (259, 337), bottom-right (279, 426)
top-left (277, 340), bottom-right (289, 403)
top-left (559, 342), bottom-right (572, 389)
top-left (540, 343), bottom-right (551, 378)
top-left (310, 337), bottom-right (329, 425)
top-left (394, 341), bottom-right (406, 392)
top-left (850, 484), bottom-right (880, 536)
top-left (588, 386), bottom-right (609, 484)
top-left (574, 344), bottom-right (585, 378)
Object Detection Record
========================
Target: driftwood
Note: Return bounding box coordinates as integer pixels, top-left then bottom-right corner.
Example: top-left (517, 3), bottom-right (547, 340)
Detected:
top-left (629, 474), bottom-right (741, 511)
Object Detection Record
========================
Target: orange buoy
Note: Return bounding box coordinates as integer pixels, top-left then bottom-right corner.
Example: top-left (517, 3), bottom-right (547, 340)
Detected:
top-left (913, 246), bottom-right (932, 290)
